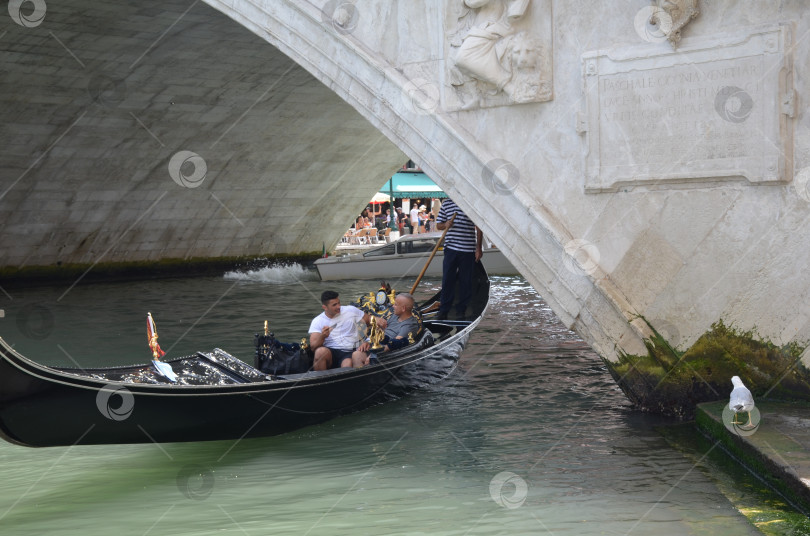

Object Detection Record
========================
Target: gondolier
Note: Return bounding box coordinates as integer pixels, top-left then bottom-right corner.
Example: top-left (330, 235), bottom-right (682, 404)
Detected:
top-left (436, 198), bottom-right (483, 320)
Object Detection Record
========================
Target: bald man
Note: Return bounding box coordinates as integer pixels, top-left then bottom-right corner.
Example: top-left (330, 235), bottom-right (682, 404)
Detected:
top-left (351, 293), bottom-right (419, 368)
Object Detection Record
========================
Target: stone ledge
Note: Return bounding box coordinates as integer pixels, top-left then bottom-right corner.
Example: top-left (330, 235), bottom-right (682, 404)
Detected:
top-left (696, 400), bottom-right (810, 516)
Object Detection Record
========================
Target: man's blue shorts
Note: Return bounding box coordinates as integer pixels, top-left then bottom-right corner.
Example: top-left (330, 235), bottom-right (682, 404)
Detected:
top-left (326, 347), bottom-right (354, 368)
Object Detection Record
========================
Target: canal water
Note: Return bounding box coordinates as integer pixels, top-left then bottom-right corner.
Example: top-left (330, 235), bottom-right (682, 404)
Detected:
top-left (0, 266), bottom-right (801, 535)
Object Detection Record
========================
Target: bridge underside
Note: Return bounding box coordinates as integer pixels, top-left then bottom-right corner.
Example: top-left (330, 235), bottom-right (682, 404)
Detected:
top-left (3, 0), bottom-right (810, 414)
top-left (0, 0), bottom-right (404, 273)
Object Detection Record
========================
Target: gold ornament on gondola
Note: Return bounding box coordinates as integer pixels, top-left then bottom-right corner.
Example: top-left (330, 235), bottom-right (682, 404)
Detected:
top-left (408, 332), bottom-right (415, 344)
top-left (264, 320), bottom-right (269, 336)
top-left (147, 312), bottom-right (165, 361)
top-left (369, 316), bottom-right (384, 350)
top-left (150, 333), bottom-right (160, 360)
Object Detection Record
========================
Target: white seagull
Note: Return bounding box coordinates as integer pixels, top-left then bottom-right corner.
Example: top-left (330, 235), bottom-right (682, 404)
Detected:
top-left (729, 376), bottom-right (755, 426)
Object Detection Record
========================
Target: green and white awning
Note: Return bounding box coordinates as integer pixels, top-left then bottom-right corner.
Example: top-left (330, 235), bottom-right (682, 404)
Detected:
top-left (380, 172), bottom-right (447, 199)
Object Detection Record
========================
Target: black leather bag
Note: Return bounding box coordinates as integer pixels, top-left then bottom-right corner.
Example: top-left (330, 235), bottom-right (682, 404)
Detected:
top-left (254, 334), bottom-right (313, 375)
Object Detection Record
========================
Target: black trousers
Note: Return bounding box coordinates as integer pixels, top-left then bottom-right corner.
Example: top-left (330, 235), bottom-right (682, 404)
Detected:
top-left (439, 248), bottom-right (474, 316)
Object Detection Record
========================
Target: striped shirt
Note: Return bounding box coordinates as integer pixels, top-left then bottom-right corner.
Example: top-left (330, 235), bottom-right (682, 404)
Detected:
top-left (437, 199), bottom-right (477, 253)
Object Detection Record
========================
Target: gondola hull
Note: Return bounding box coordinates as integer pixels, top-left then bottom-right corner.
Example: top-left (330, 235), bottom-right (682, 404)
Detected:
top-left (0, 267), bottom-right (489, 447)
top-left (0, 326), bottom-right (468, 447)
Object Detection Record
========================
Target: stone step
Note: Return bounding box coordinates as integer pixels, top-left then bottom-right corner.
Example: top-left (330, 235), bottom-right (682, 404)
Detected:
top-left (695, 400), bottom-right (810, 529)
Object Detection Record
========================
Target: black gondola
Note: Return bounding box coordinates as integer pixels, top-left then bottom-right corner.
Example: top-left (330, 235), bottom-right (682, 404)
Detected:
top-left (0, 265), bottom-right (489, 447)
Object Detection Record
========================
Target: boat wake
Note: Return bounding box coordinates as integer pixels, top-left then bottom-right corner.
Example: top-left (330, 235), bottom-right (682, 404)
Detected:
top-left (223, 263), bottom-right (319, 284)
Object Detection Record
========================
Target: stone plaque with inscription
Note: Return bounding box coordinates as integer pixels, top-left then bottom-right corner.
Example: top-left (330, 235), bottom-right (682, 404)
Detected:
top-left (581, 24), bottom-right (794, 192)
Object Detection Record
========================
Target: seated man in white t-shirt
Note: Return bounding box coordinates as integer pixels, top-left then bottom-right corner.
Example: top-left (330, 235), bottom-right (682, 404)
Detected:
top-left (308, 290), bottom-right (387, 370)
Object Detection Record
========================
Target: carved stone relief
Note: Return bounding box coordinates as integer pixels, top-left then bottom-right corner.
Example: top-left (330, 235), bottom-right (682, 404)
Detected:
top-left (643, 0), bottom-right (700, 48)
top-left (443, 0), bottom-right (553, 110)
top-left (660, 0), bottom-right (699, 47)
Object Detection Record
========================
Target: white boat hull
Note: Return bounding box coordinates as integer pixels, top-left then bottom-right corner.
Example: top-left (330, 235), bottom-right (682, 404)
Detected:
top-left (316, 238), bottom-right (516, 281)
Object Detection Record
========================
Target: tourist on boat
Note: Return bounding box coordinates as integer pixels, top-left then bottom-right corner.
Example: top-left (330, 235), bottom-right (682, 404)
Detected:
top-left (424, 212), bottom-right (435, 232)
top-left (351, 293), bottom-right (419, 368)
top-left (418, 205), bottom-right (428, 233)
top-left (369, 203), bottom-right (382, 225)
top-left (309, 290), bottom-right (386, 370)
top-left (409, 203), bottom-right (421, 234)
top-left (396, 207), bottom-right (406, 233)
top-left (436, 198), bottom-right (483, 320)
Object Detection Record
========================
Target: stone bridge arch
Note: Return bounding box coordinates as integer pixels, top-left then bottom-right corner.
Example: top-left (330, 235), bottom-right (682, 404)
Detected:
top-left (204, 0), bottom-right (810, 411)
top-left (203, 0), bottom-right (654, 361)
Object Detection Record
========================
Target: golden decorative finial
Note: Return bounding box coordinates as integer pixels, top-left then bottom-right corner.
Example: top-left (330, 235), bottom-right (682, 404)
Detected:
top-left (147, 312), bottom-right (163, 360)
top-left (369, 317), bottom-right (384, 350)
top-left (360, 292), bottom-right (376, 311)
top-left (264, 320), bottom-right (268, 336)
top-left (150, 335), bottom-right (160, 359)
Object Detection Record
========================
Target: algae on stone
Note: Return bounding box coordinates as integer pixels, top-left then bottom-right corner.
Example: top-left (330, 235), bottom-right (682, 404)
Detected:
top-left (609, 320), bottom-right (810, 418)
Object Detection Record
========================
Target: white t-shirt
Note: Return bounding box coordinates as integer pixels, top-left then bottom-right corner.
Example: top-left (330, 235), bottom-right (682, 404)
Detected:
top-left (410, 207), bottom-right (419, 224)
top-left (308, 305), bottom-right (366, 350)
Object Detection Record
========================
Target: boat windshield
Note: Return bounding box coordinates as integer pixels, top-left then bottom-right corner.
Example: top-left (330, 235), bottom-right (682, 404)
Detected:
top-left (363, 243), bottom-right (396, 257)
top-left (398, 238), bottom-right (438, 254)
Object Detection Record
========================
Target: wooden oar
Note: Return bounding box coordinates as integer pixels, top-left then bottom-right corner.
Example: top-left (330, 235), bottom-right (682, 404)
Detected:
top-left (410, 212), bottom-right (456, 295)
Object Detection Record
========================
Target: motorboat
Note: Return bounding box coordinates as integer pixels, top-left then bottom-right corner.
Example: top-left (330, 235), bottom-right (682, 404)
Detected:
top-left (0, 265), bottom-right (490, 447)
top-left (316, 232), bottom-right (516, 281)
